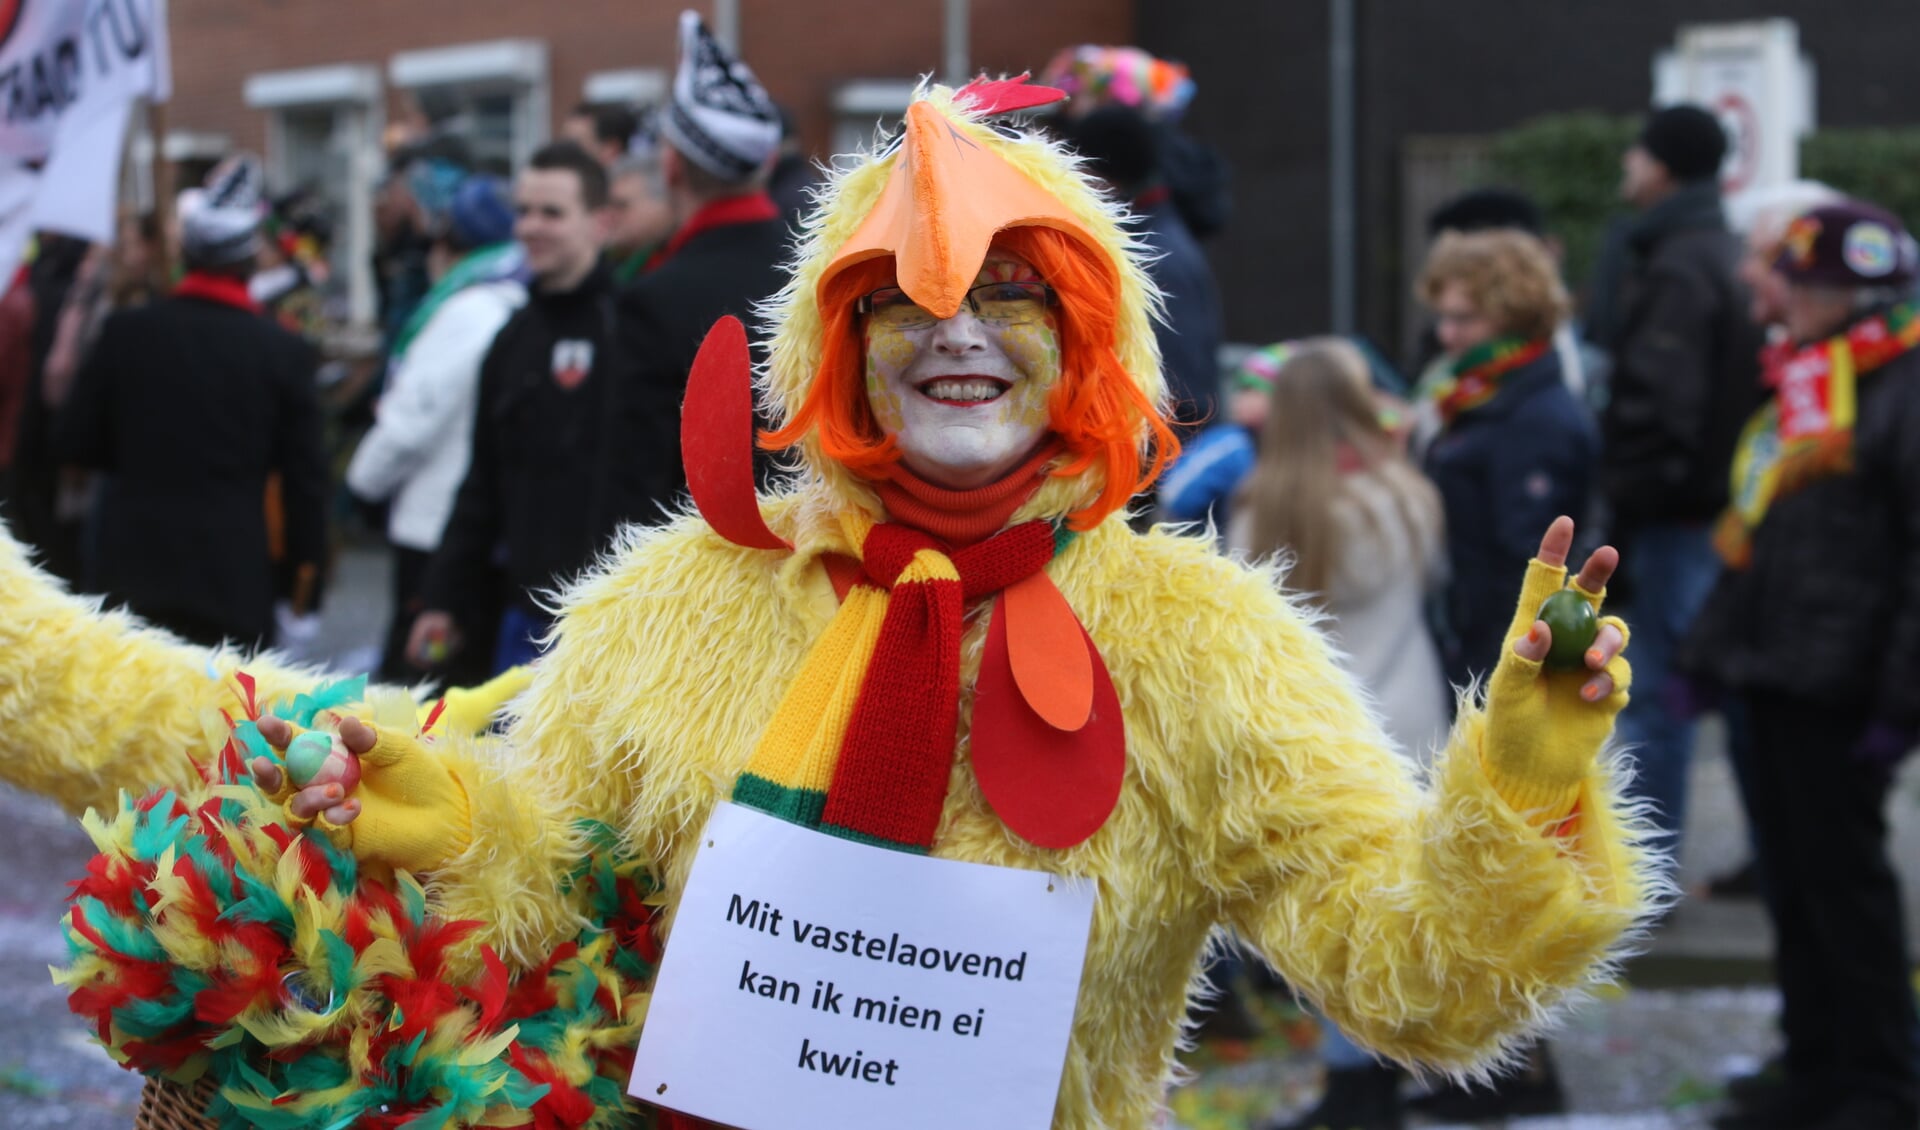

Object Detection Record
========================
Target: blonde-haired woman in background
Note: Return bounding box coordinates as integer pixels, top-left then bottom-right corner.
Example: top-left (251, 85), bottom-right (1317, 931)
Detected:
top-left (1232, 337), bottom-right (1448, 1130)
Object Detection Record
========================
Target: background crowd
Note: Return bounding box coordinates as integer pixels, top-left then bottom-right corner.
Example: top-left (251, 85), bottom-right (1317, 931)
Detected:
top-left (0, 29), bottom-right (1916, 1130)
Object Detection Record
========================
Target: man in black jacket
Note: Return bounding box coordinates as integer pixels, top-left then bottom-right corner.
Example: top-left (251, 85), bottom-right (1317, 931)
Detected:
top-left (1688, 200), bottom-right (1920, 1130)
top-left (414, 143), bottom-right (635, 673)
top-left (1595, 105), bottom-right (1763, 859)
top-left (618, 9), bottom-right (789, 496)
top-left (52, 157), bottom-right (327, 649)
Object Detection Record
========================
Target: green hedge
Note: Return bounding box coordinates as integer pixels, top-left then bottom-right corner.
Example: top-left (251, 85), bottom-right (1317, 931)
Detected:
top-left (1475, 115), bottom-right (1920, 301)
top-left (1483, 112), bottom-right (1639, 294)
top-left (1801, 128), bottom-right (1920, 234)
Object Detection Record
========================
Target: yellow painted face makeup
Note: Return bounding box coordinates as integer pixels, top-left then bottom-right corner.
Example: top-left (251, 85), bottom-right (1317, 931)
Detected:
top-left (861, 249), bottom-right (1062, 489)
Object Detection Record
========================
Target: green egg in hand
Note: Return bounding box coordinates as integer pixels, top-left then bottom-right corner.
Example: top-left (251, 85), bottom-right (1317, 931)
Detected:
top-left (1537, 588), bottom-right (1599, 670)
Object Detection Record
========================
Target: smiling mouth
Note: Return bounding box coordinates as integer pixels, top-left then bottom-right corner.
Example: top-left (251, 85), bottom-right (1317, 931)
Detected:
top-left (916, 377), bottom-right (1011, 405)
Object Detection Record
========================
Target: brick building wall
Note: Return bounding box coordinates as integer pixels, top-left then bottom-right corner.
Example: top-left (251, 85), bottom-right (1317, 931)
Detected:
top-left (166, 0), bottom-right (1131, 159)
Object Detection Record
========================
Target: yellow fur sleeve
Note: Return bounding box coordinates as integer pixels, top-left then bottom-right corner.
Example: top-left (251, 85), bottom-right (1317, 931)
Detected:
top-left (0, 524), bottom-right (320, 815)
top-left (1197, 562), bottom-right (1660, 1077)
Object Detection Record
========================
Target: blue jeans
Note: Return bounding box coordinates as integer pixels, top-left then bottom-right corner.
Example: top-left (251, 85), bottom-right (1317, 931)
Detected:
top-left (1318, 1014), bottom-right (1378, 1070)
top-left (492, 604), bottom-right (551, 674)
top-left (1614, 521), bottom-right (1724, 860)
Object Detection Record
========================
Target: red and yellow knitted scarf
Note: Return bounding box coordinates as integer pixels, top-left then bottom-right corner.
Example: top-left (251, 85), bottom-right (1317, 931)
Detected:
top-left (1714, 303), bottom-right (1920, 568)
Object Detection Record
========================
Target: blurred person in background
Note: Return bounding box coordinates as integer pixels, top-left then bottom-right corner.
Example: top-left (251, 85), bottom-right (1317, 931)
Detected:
top-left (1412, 227), bottom-right (1598, 1121)
top-left (1042, 43), bottom-right (1231, 241)
top-left (562, 101), bottom-right (639, 168)
top-left (615, 10), bottom-right (789, 499)
top-left (1593, 105), bottom-right (1763, 861)
top-left (766, 104), bottom-right (820, 228)
top-left (252, 188), bottom-right (335, 341)
top-left (413, 142), bottom-right (635, 674)
top-left (1054, 102), bottom-right (1221, 429)
top-left (346, 172), bottom-right (525, 685)
top-left (1685, 200), bottom-right (1920, 1130)
top-left (1237, 339), bottom-right (1448, 1130)
top-left (1413, 187), bottom-right (1590, 430)
top-left (51, 157), bottom-right (328, 651)
top-left (1689, 179), bottom-right (1840, 903)
top-left (9, 232), bottom-right (91, 581)
top-left (606, 149), bottom-right (674, 286)
top-left (1161, 340), bottom-right (1410, 529)
top-left (0, 264), bottom-right (32, 500)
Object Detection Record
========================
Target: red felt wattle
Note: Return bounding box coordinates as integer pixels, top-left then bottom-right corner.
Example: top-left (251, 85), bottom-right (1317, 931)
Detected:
top-left (970, 593), bottom-right (1125, 850)
top-left (954, 73), bottom-right (1069, 116)
top-left (682, 316), bottom-right (788, 551)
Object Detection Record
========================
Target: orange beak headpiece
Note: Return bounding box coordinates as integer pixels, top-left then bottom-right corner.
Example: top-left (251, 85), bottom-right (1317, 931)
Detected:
top-left (818, 90), bottom-right (1099, 319)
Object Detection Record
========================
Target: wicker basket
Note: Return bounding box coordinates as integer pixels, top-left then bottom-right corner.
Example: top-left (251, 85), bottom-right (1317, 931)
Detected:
top-left (134, 1075), bottom-right (219, 1130)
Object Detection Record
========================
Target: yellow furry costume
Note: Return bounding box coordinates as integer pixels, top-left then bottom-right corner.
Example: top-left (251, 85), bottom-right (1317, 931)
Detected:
top-left (3, 85), bottom-right (1656, 1128)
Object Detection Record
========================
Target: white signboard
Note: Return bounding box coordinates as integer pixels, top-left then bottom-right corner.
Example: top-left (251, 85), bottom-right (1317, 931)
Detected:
top-left (630, 802), bottom-right (1097, 1130)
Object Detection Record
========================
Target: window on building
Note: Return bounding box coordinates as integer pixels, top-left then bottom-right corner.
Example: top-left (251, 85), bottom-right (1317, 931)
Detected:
top-left (390, 40), bottom-right (549, 176)
top-left (244, 64), bottom-right (384, 332)
top-left (832, 79), bottom-right (919, 157)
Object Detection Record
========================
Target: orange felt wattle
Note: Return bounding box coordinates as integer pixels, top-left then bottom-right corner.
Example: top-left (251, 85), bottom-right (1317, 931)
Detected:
top-left (972, 591), bottom-right (1126, 850)
top-left (818, 100), bottom-right (1100, 320)
top-left (682, 316), bottom-right (788, 551)
top-left (1003, 572), bottom-right (1094, 731)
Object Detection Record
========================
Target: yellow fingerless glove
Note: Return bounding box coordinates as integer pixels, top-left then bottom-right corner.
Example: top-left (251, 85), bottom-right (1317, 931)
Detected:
top-left (1480, 558), bottom-right (1632, 828)
top-left (319, 723), bottom-right (474, 874)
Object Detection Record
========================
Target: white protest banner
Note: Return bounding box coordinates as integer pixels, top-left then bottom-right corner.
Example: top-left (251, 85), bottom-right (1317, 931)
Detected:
top-left (630, 802), bottom-right (1096, 1130)
top-left (0, 0), bottom-right (170, 280)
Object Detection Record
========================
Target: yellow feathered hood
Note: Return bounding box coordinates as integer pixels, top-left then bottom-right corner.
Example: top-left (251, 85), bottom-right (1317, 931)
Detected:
top-left (757, 84), bottom-right (1168, 522)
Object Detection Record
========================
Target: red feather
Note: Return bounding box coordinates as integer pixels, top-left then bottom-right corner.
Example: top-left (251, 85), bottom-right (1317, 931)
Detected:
top-left (954, 73), bottom-right (1069, 116)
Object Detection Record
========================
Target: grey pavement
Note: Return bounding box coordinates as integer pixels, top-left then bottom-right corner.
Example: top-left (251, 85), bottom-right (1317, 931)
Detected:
top-left (2, 544), bottom-right (1917, 1127)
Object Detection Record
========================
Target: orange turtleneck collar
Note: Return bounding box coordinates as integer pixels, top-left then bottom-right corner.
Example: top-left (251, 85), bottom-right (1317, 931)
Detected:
top-left (873, 442), bottom-right (1064, 549)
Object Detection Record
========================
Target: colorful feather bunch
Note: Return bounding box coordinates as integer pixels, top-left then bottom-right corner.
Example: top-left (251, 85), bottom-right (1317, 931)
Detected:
top-left (55, 675), bottom-right (662, 1129)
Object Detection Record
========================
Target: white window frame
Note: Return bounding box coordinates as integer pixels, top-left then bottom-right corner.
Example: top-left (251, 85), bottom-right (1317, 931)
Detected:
top-left (583, 67), bottom-right (668, 111)
top-left (389, 39), bottom-right (549, 172)
top-left (832, 79), bottom-right (919, 157)
top-left (245, 63), bottom-right (384, 332)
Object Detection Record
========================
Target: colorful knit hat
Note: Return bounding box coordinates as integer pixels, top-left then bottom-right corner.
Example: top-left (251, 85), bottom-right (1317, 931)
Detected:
top-left (659, 9), bottom-right (780, 182)
top-left (1230, 341), bottom-right (1299, 393)
top-left (1775, 199), bottom-right (1919, 289)
top-left (1040, 45), bottom-right (1196, 121)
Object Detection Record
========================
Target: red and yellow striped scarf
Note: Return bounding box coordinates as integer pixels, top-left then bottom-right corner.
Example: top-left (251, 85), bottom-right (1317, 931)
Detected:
top-left (731, 510), bottom-right (1074, 852)
top-left (1714, 303), bottom-right (1920, 568)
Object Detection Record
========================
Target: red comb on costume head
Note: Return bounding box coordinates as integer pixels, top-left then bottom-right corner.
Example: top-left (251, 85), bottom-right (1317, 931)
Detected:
top-left (953, 73), bottom-right (1069, 116)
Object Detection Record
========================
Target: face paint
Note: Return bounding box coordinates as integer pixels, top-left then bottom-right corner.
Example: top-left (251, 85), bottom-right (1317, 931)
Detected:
top-left (862, 251), bottom-right (1062, 489)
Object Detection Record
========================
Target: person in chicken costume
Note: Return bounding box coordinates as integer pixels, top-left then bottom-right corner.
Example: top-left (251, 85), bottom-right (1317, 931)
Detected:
top-left (20, 58), bottom-right (1656, 1130)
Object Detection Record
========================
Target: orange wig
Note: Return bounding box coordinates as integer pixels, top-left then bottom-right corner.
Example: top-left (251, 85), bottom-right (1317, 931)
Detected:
top-left (762, 225), bottom-right (1181, 531)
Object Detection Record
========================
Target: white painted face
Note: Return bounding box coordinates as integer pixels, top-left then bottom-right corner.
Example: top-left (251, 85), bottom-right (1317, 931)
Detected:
top-left (862, 252), bottom-right (1062, 490)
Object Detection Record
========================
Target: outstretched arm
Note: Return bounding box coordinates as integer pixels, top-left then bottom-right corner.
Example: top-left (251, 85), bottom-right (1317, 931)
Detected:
top-left (1206, 518), bottom-right (1657, 1075)
top-left (0, 521), bottom-right (321, 814)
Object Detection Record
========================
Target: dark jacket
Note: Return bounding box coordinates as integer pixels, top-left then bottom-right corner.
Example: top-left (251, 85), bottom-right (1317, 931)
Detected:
top-left (1132, 195), bottom-right (1222, 427)
top-left (1426, 348), bottom-right (1598, 686)
top-left (1598, 183), bottom-right (1764, 530)
top-left (425, 262), bottom-right (631, 618)
top-left (615, 212), bottom-right (790, 501)
top-left (51, 292), bottom-right (327, 645)
top-left (1684, 328), bottom-right (1920, 728)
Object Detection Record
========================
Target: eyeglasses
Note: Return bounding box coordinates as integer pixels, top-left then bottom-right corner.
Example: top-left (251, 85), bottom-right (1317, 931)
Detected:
top-left (856, 281), bottom-right (1057, 330)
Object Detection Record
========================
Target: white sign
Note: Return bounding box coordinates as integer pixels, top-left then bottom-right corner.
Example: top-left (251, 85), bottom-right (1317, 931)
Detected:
top-left (630, 802), bottom-right (1096, 1130)
top-left (0, 0), bottom-right (170, 282)
top-left (1653, 19), bottom-right (1814, 207)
